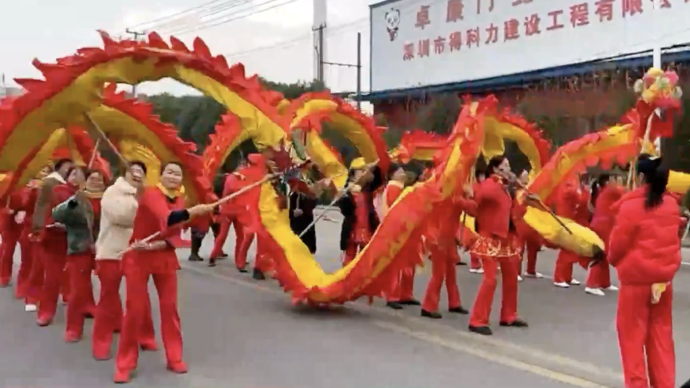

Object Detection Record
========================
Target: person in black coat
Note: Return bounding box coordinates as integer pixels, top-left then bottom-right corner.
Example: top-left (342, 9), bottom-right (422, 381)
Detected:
top-left (338, 157), bottom-right (384, 265)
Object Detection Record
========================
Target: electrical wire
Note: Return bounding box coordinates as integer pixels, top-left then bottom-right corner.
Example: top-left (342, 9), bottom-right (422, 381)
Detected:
top-left (166, 0), bottom-right (301, 36)
top-left (151, 0), bottom-right (253, 34)
top-left (126, 0), bottom-right (229, 31)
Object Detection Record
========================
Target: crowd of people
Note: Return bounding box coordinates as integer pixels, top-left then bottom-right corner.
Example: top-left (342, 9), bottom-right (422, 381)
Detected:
top-left (0, 151), bottom-right (685, 388)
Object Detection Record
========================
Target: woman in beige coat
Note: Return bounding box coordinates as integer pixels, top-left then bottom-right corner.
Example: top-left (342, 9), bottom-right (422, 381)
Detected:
top-left (92, 162), bottom-right (156, 360)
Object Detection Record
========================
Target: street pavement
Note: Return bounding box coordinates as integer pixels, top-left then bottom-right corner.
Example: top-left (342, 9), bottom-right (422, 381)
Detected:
top-left (1, 208), bottom-right (690, 388)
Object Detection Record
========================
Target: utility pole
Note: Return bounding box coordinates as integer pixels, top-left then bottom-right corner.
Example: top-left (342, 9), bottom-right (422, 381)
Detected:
top-left (320, 32), bottom-right (363, 111)
top-left (312, 24), bottom-right (325, 83)
top-left (125, 28), bottom-right (146, 97)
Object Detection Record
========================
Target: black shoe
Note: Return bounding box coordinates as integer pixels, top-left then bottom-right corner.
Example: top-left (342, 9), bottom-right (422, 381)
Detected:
top-left (421, 309), bottom-right (442, 319)
top-left (252, 268), bottom-right (266, 280)
top-left (500, 319), bottom-right (528, 328)
top-left (187, 254), bottom-right (203, 262)
top-left (680, 378), bottom-right (690, 388)
top-left (469, 325), bottom-right (493, 336)
top-left (449, 306), bottom-right (469, 315)
top-left (219, 252), bottom-right (228, 259)
top-left (400, 299), bottom-right (421, 306)
top-left (208, 258), bottom-right (217, 268)
top-left (237, 267), bottom-right (248, 273)
top-left (456, 261), bottom-right (467, 266)
top-left (386, 302), bottom-right (404, 310)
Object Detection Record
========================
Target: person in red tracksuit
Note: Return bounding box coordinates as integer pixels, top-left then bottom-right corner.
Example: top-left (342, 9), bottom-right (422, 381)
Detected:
top-left (209, 166), bottom-right (251, 270)
top-left (421, 185), bottom-right (476, 319)
top-left (114, 161), bottom-right (214, 383)
top-left (552, 177), bottom-right (591, 288)
top-left (21, 166), bottom-right (52, 311)
top-left (468, 155), bottom-right (527, 336)
top-left (383, 164), bottom-right (420, 310)
top-left (585, 174), bottom-right (626, 296)
top-left (467, 169), bottom-right (485, 273)
top-left (0, 188), bottom-right (24, 288)
top-left (609, 155), bottom-right (680, 388)
top-left (512, 171), bottom-right (543, 281)
top-left (30, 159), bottom-right (75, 327)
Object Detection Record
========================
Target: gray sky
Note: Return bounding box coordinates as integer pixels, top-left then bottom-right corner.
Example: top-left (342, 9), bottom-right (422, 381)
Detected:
top-left (0, 0), bottom-right (374, 96)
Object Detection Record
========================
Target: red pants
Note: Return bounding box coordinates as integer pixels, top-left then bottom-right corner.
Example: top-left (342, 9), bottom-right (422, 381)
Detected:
top-left (254, 235), bottom-right (273, 273)
top-left (342, 242), bottom-right (366, 266)
top-left (210, 216), bottom-right (244, 260)
top-left (387, 266), bottom-right (415, 303)
top-left (554, 249), bottom-right (577, 283)
top-left (469, 254), bottom-right (481, 270)
top-left (65, 253), bottom-right (94, 340)
top-left (37, 239), bottom-right (67, 324)
top-left (422, 245), bottom-right (461, 312)
top-left (116, 268), bottom-right (182, 372)
top-left (469, 257), bottom-right (519, 327)
top-left (0, 227), bottom-right (20, 286)
top-left (586, 258), bottom-right (611, 289)
top-left (16, 233), bottom-right (34, 299)
top-left (26, 245), bottom-right (44, 305)
top-left (617, 284), bottom-right (675, 388)
top-left (521, 241), bottom-right (540, 275)
top-left (93, 260), bottom-right (155, 359)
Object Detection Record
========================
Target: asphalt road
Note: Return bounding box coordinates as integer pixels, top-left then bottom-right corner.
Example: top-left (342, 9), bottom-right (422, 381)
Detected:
top-left (1, 208), bottom-right (690, 388)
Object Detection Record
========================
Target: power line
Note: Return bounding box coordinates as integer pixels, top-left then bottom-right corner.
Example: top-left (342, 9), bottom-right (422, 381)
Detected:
top-left (151, 0), bottom-right (252, 34)
top-left (165, 0), bottom-right (300, 36)
top-left (221, 0), bottom-right (446, 59)
top-left (126, 0), bottom-right (228, 31)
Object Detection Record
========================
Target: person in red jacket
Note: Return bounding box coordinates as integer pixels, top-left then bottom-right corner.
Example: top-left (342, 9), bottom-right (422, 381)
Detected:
top-left (22, 166), bottom-right (52, 311)
top-left (114, 161), bottom-right (214, 383)
top-left (421, 184), bottom-right (475, 319)
top-left (585, 174), bottom-right (626, 296)
top-left (512, 170), bottom-right (543, 281)
top-left (30, 158), bottom-right (75, 326)
top-left (552, 176), bottom-right (591, 288)
top-left (383, 164), bottom-right (420, 310)
top-left (0, 188), bottom-right (25, 287)
top-left (468, 155), bottom-right (527, 336)
top-left (609, 155), bottom-right (680, 388)
top-left (466, 169), bottom-right (485, 273)
top-left (209, 166), bottom-right (251, 269)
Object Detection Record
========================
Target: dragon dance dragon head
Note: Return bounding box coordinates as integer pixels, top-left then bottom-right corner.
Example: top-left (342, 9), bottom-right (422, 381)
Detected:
top-left (634, 68), bottom-right (683, 110)
top-left (630, 68), bottom-right (683, 140)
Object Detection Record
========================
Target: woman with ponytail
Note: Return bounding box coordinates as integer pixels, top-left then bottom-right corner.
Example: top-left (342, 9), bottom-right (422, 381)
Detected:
top-left (608, 154), bottom-right (680, 388)
top-left (585, 174), bottom-right (626, 296)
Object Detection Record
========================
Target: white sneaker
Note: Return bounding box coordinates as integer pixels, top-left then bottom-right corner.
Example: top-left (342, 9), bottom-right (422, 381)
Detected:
top-left (585, 287), bottom-right (605, 296)
top-left (25, 304), bottom-right (37, 312)
top-left (605, 285), bottom-right (619, 291)
top-left (554, 282), bottom-right (570, 288)
top-left (517, 275), bottom-right (524, 282)
top-left (570, 279), bottom-right (581, 286)
top-left (469, 268), bottom-right (484, 274)
top-left (524, 272), bottom-right (544, 279)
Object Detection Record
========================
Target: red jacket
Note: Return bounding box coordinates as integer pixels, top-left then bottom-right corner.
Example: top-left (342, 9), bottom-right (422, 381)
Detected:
top-left (221, 171), bottom-right (248, 217)
top-left (511, 189), bottom-right (542, 244)
top-left (425, 194), bottom-right (476, 247)
top-left (590, 185), bottom-right (627, 245)
top-left (125, 186), bottom-right (185, 274)
top-left (608, 188), bottom-right (681, 285)
top-left (474, 175), bottom-right (512, 239)
top-left (555, 182), bottom-right (590, 225)
top-left (382, 181), bottom-right (404, 216)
